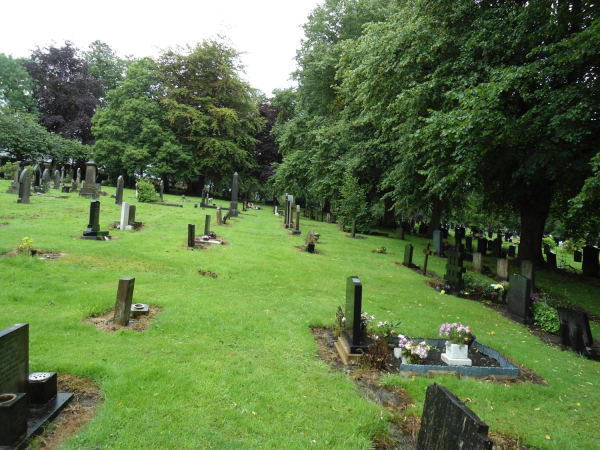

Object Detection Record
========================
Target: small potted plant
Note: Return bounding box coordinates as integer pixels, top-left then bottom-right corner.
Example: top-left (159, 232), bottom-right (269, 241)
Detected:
top-left (396, 335), bottom-right (430, 364)
top-left (368, 319), bottom-right (400, 349)
top-left (439, 322), bottom-right (475, 360)
top-left (18, 237), bottom-right (35, 257)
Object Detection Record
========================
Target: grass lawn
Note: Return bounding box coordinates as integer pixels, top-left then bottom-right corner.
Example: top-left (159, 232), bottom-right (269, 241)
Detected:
top-left (1, 180), bottom-right (600, 449)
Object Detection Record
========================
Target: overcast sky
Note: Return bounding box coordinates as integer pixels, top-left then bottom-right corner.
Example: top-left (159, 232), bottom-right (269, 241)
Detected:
top-left (0, 0), bottom-right (323, 96)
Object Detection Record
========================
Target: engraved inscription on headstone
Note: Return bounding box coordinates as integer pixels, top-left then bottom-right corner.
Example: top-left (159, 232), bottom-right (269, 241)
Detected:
top-left (0, 323), bottom-right (29, 395)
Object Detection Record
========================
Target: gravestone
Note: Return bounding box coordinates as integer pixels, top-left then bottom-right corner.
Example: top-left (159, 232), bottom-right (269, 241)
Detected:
top-left (544, 243), bottom-right (551, 255)
top-left (120, 202), bottom-right (130, 230)
top-left (508, 245), bottom-right (516, 258)
top-left (188, 224), bottom-right (196, 247)
top-left (465, 236), bottom-right (473, 253)
top-left (507, 274), bottom-right (532, 324)
top-left (557, 307), bottom-right (593, 354)
top-left (477, 238), bottom-right (487, 255)
top-left (79, 157), bottom-right (99, 199)
top-left (128, 205), bottom-right (136, 225)
top-left (416, 383), bottom-right (493, 450)
top-left (582, 245), bottom-right (599, 277)
top-left (115, 176), bottom-right (124, 205)
top-left (76, 168), bottom-right (81, 184)
top-left (487, 239), bottom-right (494, 252)
top-left (6, 160), bottom-right (21, 194)
top-left (343, 276), bottom-right (369, 352)
top-left (472, 252), bottom-right (482, 272)
top-left (454, 230), bottom-right (463, 250)
top-left (113, 277), bottom-right (136, 326)
top-left (159, 179), bottom-right (164, 202)
top-left (403, 244), bottom-right (414, 267)
top-left (496, 259), bottom-right (509, 281)
top-left (17, 169), bottom-right (32, 204)
top-left (82, 201), bottom-right (110, 239)
top-left (230, 172), bottom-right (239, 217)
top-left (433, 230), bottom-right (443, 256)
top-left (33, 163), bottom-right (42, 187)
top-left (53, 169), bottom-right (60, 189)
top-left (520, 260), bottom-right (535, 291)
top-left (293, 205), bottom-right (301, 235)
top-left (574, 250), bottom-right (582, 263)
top-left (444, 251), bottom-right (466, 291)
top-left (492, 238), bottom-right (502, 258)
top-left (351, 219), bottom-right (357, 238)
top-left (216, 207), bottom-right (222, 225)
top-left (303, 229), bottom-right (316, 253)
top-left (396, 227), bottom-right (405, 240)
top-left (42, 168), bottom-right (51, 192)
top-left (60, 166), bottom-right (65, 182)
top-left (546, 251), bottom-right (557, 270)
top-left (423, 242), bottom-right (433, 275)
top-left (204, 214), bottom-right (211, 235)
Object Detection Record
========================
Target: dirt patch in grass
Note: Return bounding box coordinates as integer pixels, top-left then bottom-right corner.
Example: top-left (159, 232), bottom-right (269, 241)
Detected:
top-left (294, 246), bottom-right (322, 255)
top-left (346, 234), bottom-right (367, 239)
top-left (198, 269), bottom-right (218, 278)
top-left (36, 250), bottom-right (67, 260)
top-left (84, 307), bottom-right (163, 332)
top-left (29, 374), bottom-right (101, 450)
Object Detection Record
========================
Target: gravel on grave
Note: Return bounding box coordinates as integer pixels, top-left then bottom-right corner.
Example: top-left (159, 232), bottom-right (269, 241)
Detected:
top-left (387, 345), bottom-right (500, 372)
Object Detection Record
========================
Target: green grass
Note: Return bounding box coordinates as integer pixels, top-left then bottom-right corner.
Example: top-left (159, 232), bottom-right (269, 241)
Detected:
top-left (2, 180), bottom-right (600, 449)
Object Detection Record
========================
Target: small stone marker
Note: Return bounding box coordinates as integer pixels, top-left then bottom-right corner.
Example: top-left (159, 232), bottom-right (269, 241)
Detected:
top-left (113, 277), bottom-right (136, 326)
top-left (423, 242), bottom-right (433, 275)
top-left (507, 274), bottom-right (532, 324)
top-left (433, 230), bottom-right (443, 256)
top-left (496, 258), bottom-right (509, 281)
top-left (83, 201), bottom-right (110, 239)
top-left (159, 179), bottom-right (164, 202)
top-left (188, 224), bottom-right (196, 248)
top-left (53, 169), bottom-right (60, 189)
top-left (131, 303), bottom-right (149, 317)
top-left (508, 245), bottom-right (516, 258)
top-left (17, 168), bottom-right (31, 204)
top-left (582, 245), bottom-right (599, 277)
top-left (304, 229), bottom-right (316, 253)
top-left (574, 250), bottom-right (582, 263)
top-left (403, 244), bottom-right (414, 267)
top-left (520, 260), bottom-right (535, 291)
top-left (557, 307), bottom-right (594, 354)
top-left (546, 250), bottom-right (557, 269)
top-left (293, 205), bottom-right (301, 235)
top-left (204, 214), bottom-right (211, 235)
top-left (120, 202), bottom-right (130, 230)
top-left (216, 207), bottom-right (222, 225)
top-left (230, 172), bottom-right (239, 217)
top-left (473, 252), bottom-right (482, 272)
top-left (115, 175), bottom-right (124, 205)
top-left (444, 251), bottom-right (466, 291)
top-left (416, 383), bottom-right (493, 450)
top-left (396, 227), bottom-right (405, 240)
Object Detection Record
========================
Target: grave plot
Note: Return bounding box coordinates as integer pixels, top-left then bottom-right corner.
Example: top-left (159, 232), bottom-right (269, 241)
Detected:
top-left (185, 224), bottom-right (228, 249)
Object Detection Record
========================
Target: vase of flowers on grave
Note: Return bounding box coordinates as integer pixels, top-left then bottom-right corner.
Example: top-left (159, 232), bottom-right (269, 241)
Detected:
top-left (440, 322), bottom-right (475, 359)
top-left (368, 319), bottom-right (400, 350)
top-left (397, 335), bottom-right (430, 364)
top-left (201, 235), bottom-right (210, 242)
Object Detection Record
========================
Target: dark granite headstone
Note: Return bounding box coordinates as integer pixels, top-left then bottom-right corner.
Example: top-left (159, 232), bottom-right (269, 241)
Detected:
top-left (465, 236), bottom-right (472, 253)
top-left (507, 274), bottom-right (532, 324)
top-left (0, 323), bottom-right (29, 396)
top-left (433, 230), bottom-right (443, 256)
top-left (416, 383), bottom-right (493, 450)
top-left (17, 169), bottom-right (32, 204)
top-left (546, 251), bottom-right (557, 269)
top-left (83, 201), bottom-right (109, 238)
top-left (520, 260), bottom-right (535, 292)
top-left (557, 307), bottom-right (593, 354)
top-left (230, 172), bottom-right (239, 217)
top-left (188, 224), bottom-right (195, 248)
top-left (508, 245), bottom-right (516, 258)
top-left (343, 276), bottom-right (367, 352)
top-left (492, 238), bottom-right (502, 258)
top-left (33, 163), bottom-right (42, 187)
top-left (204, 214), bottom-right (211, 235)
top-left (574, 250), bottom-right (582, 263)
top-left (403, 244), bottom-right (414, 267)
top-left (582, 245), bottom-right (599, 277)
top-left (477, 238), bottom-right (487, 255)
top-left (113, 277), bottom-right (136, 326)
top-left (115, 175), bottom-right (124, 205)
top-left (444, 251), bottom-right (466, 291)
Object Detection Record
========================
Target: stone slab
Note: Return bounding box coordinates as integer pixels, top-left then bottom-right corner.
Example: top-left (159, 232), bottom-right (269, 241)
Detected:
top-left (441, 353), bottom-right (472, 366)
top-left (0, 324), bottom-right (29, 395)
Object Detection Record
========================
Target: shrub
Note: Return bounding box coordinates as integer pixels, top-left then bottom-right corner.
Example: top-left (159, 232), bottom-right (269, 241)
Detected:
top-left (137, 178), bottom-right (159, 203)
top-left (1, 161), bottom-right (17, 179)
top-left (562, 239), bottom-right (585, 254)
top-left (374, 246), bottom-right (387, 254)
top-left (542, 236), bottom-right (556, 251)
top-left (532, 296), bottom-right (560, 334)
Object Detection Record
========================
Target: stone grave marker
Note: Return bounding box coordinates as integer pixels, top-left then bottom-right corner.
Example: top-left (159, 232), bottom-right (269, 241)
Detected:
top-left (508, 245), bottom-right (516, 258)
top-left (396, 227), bottom-right (405, 240)
top-left (76, 168), bottom-right (81, 184)
top-left (293, 205), bottom-right (302, 235)
top-left (477, 238), bottom-right (487, 255)
top-left (60, 166), bottom-right (65, 182)
top-left (17, 169), bottom-right (32, 204)
top-left (82, 201), bottom-right (110, 239)
top-left (204, 214), bottom-right (211, 235)
top-left (546, 251), bottom-right (557, 269)
top-left (42, 168), bottom-right (51, 191)
top-left (403, 244), bottom-right (414, 267)
top-left (303, 229), bottom-right (316, 253)
top-left (507, 274), bottom-right (532, 324)
top-left (33, 163), bottom-right (42, 188)
top-left (544, 243), bottom-right (551, 255)
top-left (351, 219), bottom-right (357, 238)
top-left (120, 202), bottom-right (130, 230)
top-left (188, 224), bottom-right (195, 247)
top-left (128, 205), bottom-right (137, 225)
top-left (574, 250), bottom-right (582, 263)
top-left (6, 160), bottom-right (21, 194)
top-left (216, 207), bottom-right (222, 225)
top-left (416, 383), bottom-right (493, 450)
top-left (80, 157), bottom-right (99, 199)
top-left (422, 242), bottom-right (433, 275)
top-left (444, 251), bottom-right (466, 291)
top-left (53, 169), bottom-right (60, 189)
top-left (496, 258), bottom-right (509, 281)
top-left (230, 172), bottom-right (239, 217)
top-left (473, 252), bottom-right (482, 272)
top-left (492, 238), bottom-right (502, 258)
top-left (520, 260), bottom-right (535, 291)
top-left (465, 236), bottom-right (472, 253)
top-left (582, 245), bottom-right (599, 277)
top-left (113, 277), bottom-right (136, 326)
top-left (115, 175), bottom-right (124, 205)
top-left (159, 179), bottom-right (164, 202)
top-left (557, 307), bottom-right (593, 354)
top-left (433, 230), bottom-right (443, 256)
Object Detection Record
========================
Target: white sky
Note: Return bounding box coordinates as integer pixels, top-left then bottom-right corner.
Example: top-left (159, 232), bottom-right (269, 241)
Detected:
top-left (0, 0), bottom-right (323, 97)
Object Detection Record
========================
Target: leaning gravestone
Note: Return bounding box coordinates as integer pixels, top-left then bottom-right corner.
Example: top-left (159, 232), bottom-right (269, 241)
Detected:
top-left (582, 245), bottom-right (599, 277)
top-left (6, 160), bottom-right (21, 194)
top-left (17, 169), bottom-right (32, 204)
top-left (115, 175), bottom-right (124, 206)
top-left (472, 252), bottom-right (482, 272)
top-left (496, 258), bottom-right (509, 281)
top-left (520, 260), bottom-right (535, 292)
top-left (113, 277), bottom-right (136, 326)
top-left (82, 201), bottom-right (110, 239)
top-left (230, 172), bottom-right (239, 217)
top-left (417, 383), bottom-right (493, 450)
top-left (403, 244), bottom-right (414, 267)
top-left (507, 274), bottom-right (532, 324)
top-left (557, 307), bottom-right (594, 354)
top-left (433, 230), bottom-right (443, 256)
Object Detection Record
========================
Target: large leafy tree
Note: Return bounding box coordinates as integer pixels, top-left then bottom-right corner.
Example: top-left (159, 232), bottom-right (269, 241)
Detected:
top-left (83, 40), bottom-right (127, 103)
top-left (23, 42), bottom-right (104, 144)
top-left (0, 54), bottom-right (37, 113)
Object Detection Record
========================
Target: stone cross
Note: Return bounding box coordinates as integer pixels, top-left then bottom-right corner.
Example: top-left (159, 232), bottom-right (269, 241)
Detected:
top-left (113, 277), bottom-right (136, 326)
top-left (115, 176), bottom-right (124, 205)
top-left (17, 169), bottom-right (31, 204)
top-left (188, 224), bottom-right (196, 248)
top-left (423, 241), bottom-right (433, 275)
top-left (230, 172), bottom-right (239, 217)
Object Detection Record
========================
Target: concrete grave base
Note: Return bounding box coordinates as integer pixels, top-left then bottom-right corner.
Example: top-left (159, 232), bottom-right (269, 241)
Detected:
top-left (441, 353), bottom-right (472, 366)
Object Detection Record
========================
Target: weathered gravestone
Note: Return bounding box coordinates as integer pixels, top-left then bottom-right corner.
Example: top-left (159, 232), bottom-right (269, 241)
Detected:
top-left (230, 172), bottom-right (239, 217)
top-left (520, 260), bottom-right (535, 292)
top-left (6, 160), bottom-right (21, 194)
top-left (334, 276), bottom-right (372, 362)
top-left (582, 245), bottom-right (599, 277)
top-left (546, 251), bottom-right (557, 270)
top-left (204, 215), bottom-right (211, 236)
top-left (477, 238), bottom-right (487, 255)
top-left (465, 236), bottom-right (473, 253)
top-left (508, 245), bottom-right (516, 258)
top-left (32, 163), bottom-right (42, 189)
top-left (42, 168), bottom-right (51, 192)
top-left (115, 175), bottom-right (124, 206)
top-left (159, 179), bottom-right (164, 202)
top-left (396, 227), bottom-right (405, 240)
top-left (303, 229), bottom-right (316, 253)
top-left (403, 244), bottom-right (415, 267)
top-left (433, 230), bottom-right (443, 256)
top-left (293, 205), bottom-right (301, 235)
top-left (17, 169), bottom-right (32, 204)
top-left (188, 224), bottom-right (196, 248)
top-left (472, 252), bottom-right (483, 273)
top-left (216, 207), bottom-right (222, 225)
top-left (120, 202), bottom-right (130, 230)
top-left (574, 250), bottom-right (582, 263)
top-left (496, 258), bottom-right (509, 281)
top-left (53, 169), bottom-right (60, 189)
top-left (80, 157), bottom-right (99, 199)
top-left (557, 307), bottom-right (594, 354)
top-left (507, 274), bottom-right (532, 324)
top-left (82, 201), bottom-right (110, 239)
top-left (444, 251), bottom-right (466, 292)
top-left (113, 277), bottom-right (136, 326)
top-left (416, 383), bottom-right (493, 450)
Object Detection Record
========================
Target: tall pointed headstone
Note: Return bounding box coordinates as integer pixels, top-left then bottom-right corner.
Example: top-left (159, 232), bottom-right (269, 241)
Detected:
top-left (159, 179), bottom-right (164, 202)
top-left (17, 169), bottom-right (31, 204)
top-left (115, 175), bottom-right (124, 205)
top-left (230, 172), bottom-right (239, 217)
top-left (80, 157), bottom-right (99, 199)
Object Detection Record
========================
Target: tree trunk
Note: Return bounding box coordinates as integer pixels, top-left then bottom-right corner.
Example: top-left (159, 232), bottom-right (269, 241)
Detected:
top-left (161, 174), bottom-right (169, 194)
top-left (426, 197), bottom-right (444, 239)
top-left (382, 195), bottom-right (396, 228)
top-left (518, 194), bottom-right (552, 267)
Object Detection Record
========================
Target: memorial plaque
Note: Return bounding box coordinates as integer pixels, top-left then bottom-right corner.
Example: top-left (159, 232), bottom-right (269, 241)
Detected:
top-left (507, 274), bottom-right (532, 324)
top-left (0, 323), bottom-right (29, 395)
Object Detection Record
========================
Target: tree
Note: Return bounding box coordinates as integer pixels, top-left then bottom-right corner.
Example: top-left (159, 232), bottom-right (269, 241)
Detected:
top-left (23, 42), bottom-right (104, 144)
top-left (0, 53), bottom-right (37, 113)
top-left (83, 40), bottom-right (127, 100)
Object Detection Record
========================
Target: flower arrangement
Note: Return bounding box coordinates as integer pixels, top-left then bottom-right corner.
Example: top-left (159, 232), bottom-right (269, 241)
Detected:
top-left (368, 319), bottom-right (400, 340)
top-left (439, 322), bottom-right (474, 347)
top-left (397, 335), bottom-right (430, 364)
top-left (18, 237), bottom-right (34, 253)
top-left (201, 235), bottom-right (211, 241)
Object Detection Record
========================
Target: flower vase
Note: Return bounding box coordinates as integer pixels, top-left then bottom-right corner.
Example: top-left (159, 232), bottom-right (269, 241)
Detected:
top-left (401, 356), bottom-right (408, 365)
top-left (393, 348), bottom-right (402, 359)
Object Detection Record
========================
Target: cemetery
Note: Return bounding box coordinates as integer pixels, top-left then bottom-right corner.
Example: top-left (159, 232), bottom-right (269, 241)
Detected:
top-left (1, 182), bottom-right (600, 449)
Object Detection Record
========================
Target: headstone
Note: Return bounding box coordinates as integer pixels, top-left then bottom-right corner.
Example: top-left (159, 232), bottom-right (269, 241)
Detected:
top-left (433, 230), bottom-right (443, 256)
top-left (60, 166), bottom-right (65, 182)
top-left (582, 245), bottom-right (599, 277)
top-left (423, 242), bottom-right (433, 275)
top-left (557, 307), bottom-right (593, 354)
top-left (492, 238), bottom-right (502, 258)
top-left (416, 383), bottom-right (493, 450)
top-left (507, 274), bottom-right (532, 324)
top-left (444, 251), bottom-right (466, 291)
top-left (113, 277), bottom-right (136, 326)
top-left (343, 276), bottom-right (368, 352)
top-left (159, 179), bottom-right (164, 202)
top-left (53, 169), bottom-right (60, 189)
top-left (204, 214), bottom-right (211, 235)
top-left (274, 205), bottom-right (278, 215)
top-left (293, 205), bottom-right (301, 235)
top-left (574, 250), bottom-right (582, 263)
top-left (477, 238), bottom-right (487, 255)
top-left (287, 195), bottom-right (294, 227)
top-left (42, 168), bottom-right (51, 191)
top-left (216, 207), bottom-right (222, 225)
top-left (520, 260), bottom-right (535, 292)
top-left (188, 224), bottom-right (196, 247)
top-left (82, 201), bottom-right (110, 239)
top-left (472, 252), bottom-right (483, 272)
top-left (465, 236), bottom-right (472, 253)
top-left (396, 227), bottom-right (405, 240)
top-left (508, 245), bottom-right (516, 258)
top-left (544, 243), bottom-right (551, 255)
top-left (135, 182), bottom-right (139, 198)
top-left (546, 251), bottom-right (557, 269)
top-left (496, 258), bottom-right (509, 281)
top-left (351, 219), bottom-right (357, 238)
top-left (120, 202), bottom-right (130, 230)
top-left (115, 176), bottom-right (124, 205)
top-left (17, 169), bottom-right (32, 204)
top-left (230, 172), bottom-right (239, 217)
top-left (403, 244), bottom-right (414, 267)
top-left (304, 229), bottom-right (316, 253)
top-left (79, 157), bottom-right (99, 198)
top-left (76, 168), bottom-right (81, 184)
top-left (128, 205), bottom-right (136, 225)
top-left (33, 163), bottom-right (42, 187)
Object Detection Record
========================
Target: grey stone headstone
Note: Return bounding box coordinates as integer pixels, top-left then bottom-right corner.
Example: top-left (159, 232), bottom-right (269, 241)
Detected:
top-left (472, 252), bottom-right (482, 272)
top-left (159, 179), bottom-right (164, 202)
top-left (128, 205), bottom-right (136, 225)
top-left (417, 383), bottom-right (493, 450)
top-left (77, 168), bottom-right (81, 183)
top-left (396, 227), bottom-right (405, 240)
top-left (344, 276), bottom-right (365, 350)
top-left (17, 169), bottom-right (32, 204)
top-left (0, 323), bottom-right (29, 396)
top-left (216, 207), bottom-right (222, 225)
top-left (496, 259), bottom-right (509, 281)
top-left (60, 166), bottom-right (65, 182)
top-left (520, 260), bottom-right (535, 291)
top-left (113, 277), bottom-right (136, 326)
top-left (120, 202), bottom-right (130, 230)
top-left (557, 307), bottom-right (593, 354)
top-left (204, 214), bottom-right (211, 235)
top-left (79, 158), bottom-right (99, 198)
top-left (433, 230), bottom-right (443, 256)
top-left (42, 168), bottom-right (51, 187)
top-left (403, 244), bottom-right (414, 267)
top-left (53, 170), bottom-right (60, 189)
top-left (230, 172), bottom-right (239, 217)
top-left (293, 205), bottom-right (301, 234)
top-left (115, 176), bottom-right (124, 206)
top-left (188, 224), bottom-right (195, 247)
top-left (507, 274), bottom-right (532, 324)
top-left (582, 245), bottom-right (599, 277)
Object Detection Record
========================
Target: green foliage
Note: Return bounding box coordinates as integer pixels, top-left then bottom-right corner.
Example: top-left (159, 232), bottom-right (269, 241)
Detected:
top-left (136, 178), bottom-right (159, 202)
top-left (373, 246), bottom-right (387, 254)
top-left (1, 161), bottom-right (17, 178)
top-left (0, 53), bottom-right (37, 113)
top-left (532, 297), bottom-right (560, 334)
top-left (83, 40), bottom-right (127, 96)
top-left (562, 239), bottom-right (585, 254)
top-left (542, 236), bottom-right (556, 251)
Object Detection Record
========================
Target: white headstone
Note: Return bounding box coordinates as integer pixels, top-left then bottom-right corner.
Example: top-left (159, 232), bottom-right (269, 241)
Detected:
top-left (120, 202), bottom-right (130, 230)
